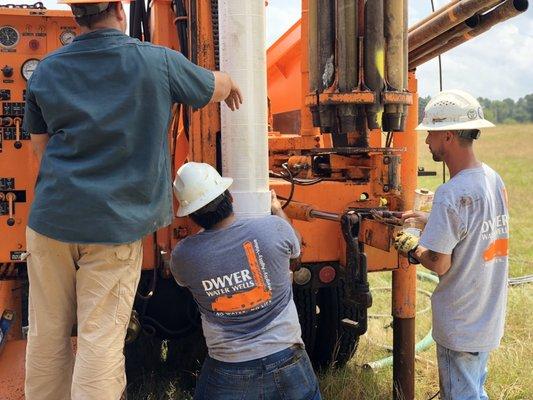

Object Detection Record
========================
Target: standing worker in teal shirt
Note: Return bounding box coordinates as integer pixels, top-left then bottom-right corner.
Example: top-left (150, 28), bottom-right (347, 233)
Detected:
top-left (22, 0), bottom-right (242, 399)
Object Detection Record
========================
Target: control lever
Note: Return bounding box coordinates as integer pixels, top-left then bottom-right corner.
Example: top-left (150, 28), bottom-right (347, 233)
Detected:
top-left (6, 192), bottom-right (16, 226)
top-left (13, 118), bottom-right (22, 149)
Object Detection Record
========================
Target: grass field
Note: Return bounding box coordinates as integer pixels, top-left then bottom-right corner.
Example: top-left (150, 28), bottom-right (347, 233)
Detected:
top-left (133, 124), bottom-right (532, 399)
top-left (319, 124), bottom-right (533, 400)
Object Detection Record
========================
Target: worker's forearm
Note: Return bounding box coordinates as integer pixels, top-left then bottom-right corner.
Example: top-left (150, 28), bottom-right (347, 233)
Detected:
top-left (210, 71), bottom-right (232, 103)
top-left (274, 208), bottom-right (303, 245)
top-left (412, 245), bottom-right (451, 276)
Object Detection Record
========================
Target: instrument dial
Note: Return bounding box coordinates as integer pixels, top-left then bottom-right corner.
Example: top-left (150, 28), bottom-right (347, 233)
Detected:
top-left (0, 26), bottom-right (20, 49)
top-left (60, 30), bottom-right (76, 46)
top-left (21, 59), bottom-right (39, 81)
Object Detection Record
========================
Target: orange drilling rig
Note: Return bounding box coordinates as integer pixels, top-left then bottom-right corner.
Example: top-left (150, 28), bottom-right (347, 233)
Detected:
top-left (0, 0), bottom-right (528, 399)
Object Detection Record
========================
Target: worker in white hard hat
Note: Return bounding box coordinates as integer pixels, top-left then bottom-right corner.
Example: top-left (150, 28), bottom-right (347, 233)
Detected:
top-left (394, 89), bottom-right (509, 400)
top-left (170, 162), bottom-right (322, 400)
top-left (22, 0), bottom-right (242, 399)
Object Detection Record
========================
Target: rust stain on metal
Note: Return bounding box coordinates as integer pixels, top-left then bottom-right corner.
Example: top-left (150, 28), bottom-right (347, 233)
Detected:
top-left (358, 219), bottom-right (394, 252)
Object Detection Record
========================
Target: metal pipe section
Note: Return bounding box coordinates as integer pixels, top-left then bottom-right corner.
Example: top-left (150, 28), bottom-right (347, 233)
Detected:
top-left (336, 0), bottom-right (358, 133)
top-left (401, 0), bottom-right (409, 130)
top-left (408, 0), bottom-right (461, 32)
top-left (219, 0), bottom-right (270, 218)
top-left (317, 0), bottom-right (335, 132)
top-left (301, 0), bottom-right (315, 136)
top-left (393, 315), bottom-right (416, 399)
top-left (283, 200), bottom-right (341, 222)
top-left (308, 0), bottom-right (320, 127)
top-left (409, 14), bottom-right (480, 63)
top-left (392, 72), bottom-right (419, 399)
top-left (410, 0), bottom-right (528, 69)
top-left (383, 0), bottom-right (405, 132)
top-left (409, 0), bottom-right (502, 52)
top-left (309, 209), bottom-right (341, 222)
top-left (364, 0), bottom-right (385, 130)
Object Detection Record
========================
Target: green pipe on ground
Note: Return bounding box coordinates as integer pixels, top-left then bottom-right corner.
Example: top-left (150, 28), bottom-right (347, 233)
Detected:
top-left (362, 270), bottom-right (439, 371)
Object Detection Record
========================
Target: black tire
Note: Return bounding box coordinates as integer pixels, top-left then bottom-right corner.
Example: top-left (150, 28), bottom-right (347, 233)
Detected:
top-left (312, 279), bottom-right (360, 369)
top-left (293, 285), bottom-right (318, 354)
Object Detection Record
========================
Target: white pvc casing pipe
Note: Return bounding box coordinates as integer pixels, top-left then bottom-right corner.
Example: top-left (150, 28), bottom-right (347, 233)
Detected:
top-left (218, 0), bottom-right (270, 218)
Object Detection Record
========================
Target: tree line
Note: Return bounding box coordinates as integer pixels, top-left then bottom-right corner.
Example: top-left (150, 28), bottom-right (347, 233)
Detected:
top-left (418, 94), bottom-right (533, 124)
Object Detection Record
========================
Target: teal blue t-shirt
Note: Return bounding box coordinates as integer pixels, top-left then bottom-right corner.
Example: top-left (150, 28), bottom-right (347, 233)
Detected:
top-left (23, 29), bottom-right (214, 243)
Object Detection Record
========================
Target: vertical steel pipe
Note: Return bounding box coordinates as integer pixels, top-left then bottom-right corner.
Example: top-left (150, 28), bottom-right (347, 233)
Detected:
top-left (401, 0), bottom-right (409, 131)
top-left (336, 0), bottom-right (358, 133)
top-left (307, 0), bottom-right (320, 129)
top-left (392, 72), bottom-right (419, 400)
top-left (364, 0), bottom-right (385, 130)
top-left (383, 0), bottom-right (405, 132)
top-left (317, 0), bottom-right (335, 132)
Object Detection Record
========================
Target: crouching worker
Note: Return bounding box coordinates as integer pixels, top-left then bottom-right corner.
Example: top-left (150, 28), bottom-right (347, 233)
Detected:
top-left (170, 162), bottom-right (321, 400)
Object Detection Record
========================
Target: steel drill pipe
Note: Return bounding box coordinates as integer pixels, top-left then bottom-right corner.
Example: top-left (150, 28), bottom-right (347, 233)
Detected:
top-left (408, 0), bottom-right (461, 32)
top-left (308, 0), bottom-right (320, 128)
top-left (408, 14), bottom-right (480, 63)
top-left (410, 0), bottom-right (529, 68)
top-left (317, 0), bottom-right (336, 131)
top-left (401, 0), bottom-right (409, 131)
top-left (364, 0), bottom-right (385, 130)
top-left (384, 0), bottom-right (405, 132)
top-left (409, 0), bottom-right (502, 52)
top-left (336, 0), bottom-right (358, 133)
top-left (308, 0), bottom-right (319, 93)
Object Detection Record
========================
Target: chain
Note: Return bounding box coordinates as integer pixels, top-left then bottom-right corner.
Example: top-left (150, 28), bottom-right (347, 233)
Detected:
top-left (0, 2), bottom-right (46, 9)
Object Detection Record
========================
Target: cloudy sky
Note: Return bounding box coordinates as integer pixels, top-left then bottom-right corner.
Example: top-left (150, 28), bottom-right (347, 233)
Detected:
top-left (24, 0), bottom-right (533, 99)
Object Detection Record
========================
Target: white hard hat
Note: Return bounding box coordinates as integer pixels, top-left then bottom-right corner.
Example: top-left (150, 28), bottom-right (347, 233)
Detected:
top-left (416, 89), bottom-right (495, 131)
top-left (173, 162), bottom-right (233, 217)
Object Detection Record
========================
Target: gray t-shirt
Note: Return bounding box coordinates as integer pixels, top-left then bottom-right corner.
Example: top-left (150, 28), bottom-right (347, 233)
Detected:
top-left (171, 215), bottom-right (303, 362)
top-left (420, 163), bottom-right (509, 352)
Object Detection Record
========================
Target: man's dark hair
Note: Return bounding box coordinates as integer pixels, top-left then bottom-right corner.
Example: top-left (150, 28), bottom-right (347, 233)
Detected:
top-left (189, 190), bottom-right (233, 230)
top-left (72, 2), bottom-right (114, 28)
top-left (455, 129), bottom-right (479, 146)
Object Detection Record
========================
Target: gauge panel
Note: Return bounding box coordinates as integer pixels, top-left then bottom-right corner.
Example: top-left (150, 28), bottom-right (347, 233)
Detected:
top-left (0, 26), bottom-right (20, 49)
top-left (60, 30), bottom-right (76, 46)
top-left (21, 58), bottom-right (39, 81)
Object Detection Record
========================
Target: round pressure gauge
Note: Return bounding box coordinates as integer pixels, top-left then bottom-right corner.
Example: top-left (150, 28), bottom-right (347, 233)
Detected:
top-left (21, 59), bottom-right (39, 81)
top-left (60, 30), bottom-right (76, 46)
top-left (0, 26), bottom-right (20, 49)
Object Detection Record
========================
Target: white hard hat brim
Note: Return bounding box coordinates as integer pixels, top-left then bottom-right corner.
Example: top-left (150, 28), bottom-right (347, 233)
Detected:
top-left (176, 177), bottom-right (233, 217)
top-left (416, 118), bottom-right (495, 131)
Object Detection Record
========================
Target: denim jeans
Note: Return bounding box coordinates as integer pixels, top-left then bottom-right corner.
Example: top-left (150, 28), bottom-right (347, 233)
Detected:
top-left (437, 344), bottom-right (490, 400)
top-left (194, 345), bottom-right (321, 400)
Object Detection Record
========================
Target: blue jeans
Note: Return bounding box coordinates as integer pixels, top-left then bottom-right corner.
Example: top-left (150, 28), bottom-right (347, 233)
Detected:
top-left (194, 345), bottom-right (321, 400)
top-left (437, 344), bottom-right (490, 400)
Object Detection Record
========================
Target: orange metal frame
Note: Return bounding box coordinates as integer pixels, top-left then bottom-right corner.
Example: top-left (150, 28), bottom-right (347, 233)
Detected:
top-left (0, 9), bottom-right (80, 398)
top-left (0, 1), bottom-right (419, 398)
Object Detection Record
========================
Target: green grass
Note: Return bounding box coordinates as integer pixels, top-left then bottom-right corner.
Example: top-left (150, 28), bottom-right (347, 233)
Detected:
top-left (134, 124), bottom-right (533, 399)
